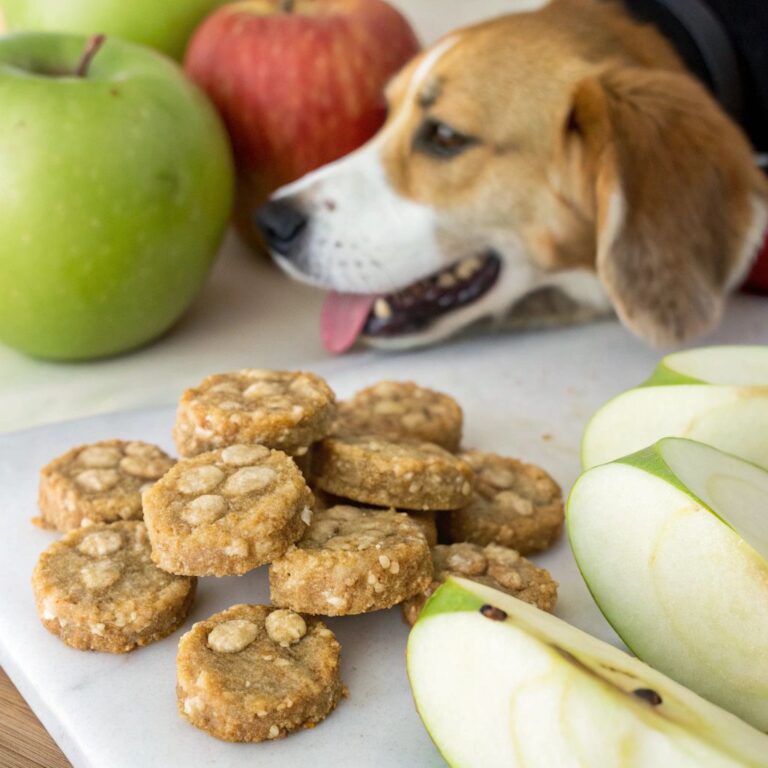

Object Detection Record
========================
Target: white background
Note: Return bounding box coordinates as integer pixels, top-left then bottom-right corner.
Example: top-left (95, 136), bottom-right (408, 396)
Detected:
top-left (0, 0), bottom-right (764, 434)
top-left (0, 0), bottom-right (549, 432)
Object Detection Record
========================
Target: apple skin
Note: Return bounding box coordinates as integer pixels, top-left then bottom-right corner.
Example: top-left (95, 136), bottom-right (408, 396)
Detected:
top-left (0, 33), bottom-right (234, 360)
top-left (184, 0), bottom-right (420, 249)
top-left (0, 0), bottom-right (228, 60)
top-left (744, 231), bottom-right (768, 294)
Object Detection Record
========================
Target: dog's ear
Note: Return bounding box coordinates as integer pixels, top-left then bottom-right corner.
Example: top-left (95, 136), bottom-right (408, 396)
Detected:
top-left (564, 67), bottom-right (766, 345)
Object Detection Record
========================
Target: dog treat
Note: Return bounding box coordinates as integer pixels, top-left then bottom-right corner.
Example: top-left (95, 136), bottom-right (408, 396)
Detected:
top-left (269, 505), bottom-right (432, 615)
top-left (308, 488), bottom-right (338, 512)
top-left (443, 450), bottom-right (563, 554)
top-left (176, 603), bottom-right (344, 742)
top-left (309, 490), bottom-right (438, 547)
top-left (408, 510), bottom-right (438, 547)
top-left (142, 445), bottom-right (312, 576)
top-left (173, 369), bottom-right (336, 458)
top-left (312, 434), bottom-right (474, 511)
top-left (292, 450), bottom-right (313, 482)
top-left (401, 542), bottom-right (558, 625)
top-left (36, 440), bottom-right (175, 531)
top-left (32, 521), bottom-right (195, 653)
top-left (335, 381), bottom-right (463, 451)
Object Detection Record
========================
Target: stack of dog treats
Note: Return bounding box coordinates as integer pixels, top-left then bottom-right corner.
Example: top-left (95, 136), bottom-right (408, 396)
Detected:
top-left (31, 369), bottom-right (562, 743)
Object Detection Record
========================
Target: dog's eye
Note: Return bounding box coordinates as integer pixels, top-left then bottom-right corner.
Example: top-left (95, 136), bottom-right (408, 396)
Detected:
top-left (415, 119), bottom-right (476, 158)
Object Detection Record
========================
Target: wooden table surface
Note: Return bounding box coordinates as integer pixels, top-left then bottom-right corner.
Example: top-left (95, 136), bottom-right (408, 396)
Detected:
top-left (0, 667), bottom-right (70, 768)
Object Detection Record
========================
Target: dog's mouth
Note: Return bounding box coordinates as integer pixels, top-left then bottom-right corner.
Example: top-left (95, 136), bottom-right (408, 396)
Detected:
top-left (320, 253), bottom-right (501, 353)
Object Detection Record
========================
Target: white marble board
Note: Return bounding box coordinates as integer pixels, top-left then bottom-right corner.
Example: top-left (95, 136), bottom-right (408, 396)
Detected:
top-left (2, 310), bottom-right (768, 767)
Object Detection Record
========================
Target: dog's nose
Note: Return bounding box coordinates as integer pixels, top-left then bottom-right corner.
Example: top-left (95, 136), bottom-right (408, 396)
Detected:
top-left (255, 199), bottom-right (307, 256)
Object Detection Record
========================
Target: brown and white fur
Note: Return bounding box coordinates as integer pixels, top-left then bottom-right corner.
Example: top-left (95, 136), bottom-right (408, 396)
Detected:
top-left (264, 0), bottom-right (768, 349)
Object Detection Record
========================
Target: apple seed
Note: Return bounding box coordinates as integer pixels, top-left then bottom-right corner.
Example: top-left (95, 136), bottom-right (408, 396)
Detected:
top-left (633, 688), bottom-right (663, 706)
top-left (480, 604), bottom-right (508, 622)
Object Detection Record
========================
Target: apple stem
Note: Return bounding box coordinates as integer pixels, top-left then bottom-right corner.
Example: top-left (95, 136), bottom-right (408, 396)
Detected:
top-left (75, 34), bottom-right (106, 78)
top-left (279, 0), bottom-right (295, 12)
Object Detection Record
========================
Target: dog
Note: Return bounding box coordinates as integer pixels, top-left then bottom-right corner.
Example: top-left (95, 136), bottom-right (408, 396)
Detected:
top-left (257, 0), bottom-right (768, 353)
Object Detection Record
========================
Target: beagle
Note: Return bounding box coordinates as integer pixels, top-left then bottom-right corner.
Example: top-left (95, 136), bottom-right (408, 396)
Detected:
top-left (257, 0), bottom-right (768, 353)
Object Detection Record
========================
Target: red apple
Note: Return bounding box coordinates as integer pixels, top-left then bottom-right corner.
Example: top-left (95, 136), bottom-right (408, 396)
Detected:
top-left (744, 229), bottom-right (768, 294)
top-left (185, 0), bottom-right (420, 250)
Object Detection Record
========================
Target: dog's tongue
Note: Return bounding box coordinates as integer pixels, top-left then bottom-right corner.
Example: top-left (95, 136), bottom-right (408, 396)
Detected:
top-left (320, 292), bottom-right (377, 354)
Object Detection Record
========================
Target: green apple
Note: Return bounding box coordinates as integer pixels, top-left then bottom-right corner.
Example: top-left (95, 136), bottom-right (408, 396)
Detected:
top-left (0, 33), bottom-right (233, 360)
top-left (0, 0), bottom-right (227, 60)
top-left (568, 437), bottom-right (768, 731)
top-left (407, 577), bottom-right (768, 768)
top-left (582, 346), bottom-right (768, 470)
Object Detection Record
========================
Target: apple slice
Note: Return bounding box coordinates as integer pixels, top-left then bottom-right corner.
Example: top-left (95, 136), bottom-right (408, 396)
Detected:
top-left (568, 437), bottom-right (768, 731)
top-left (647, 345), bottom-right (768, 386)
top-left (581, 346), bottom-right (768, 470)
top-left (407, 577), bottom-right (768, 768)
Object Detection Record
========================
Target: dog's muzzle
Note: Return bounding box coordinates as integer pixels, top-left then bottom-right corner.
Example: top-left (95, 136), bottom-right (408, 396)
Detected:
top-left (253, 197), bottom-right (503, 352)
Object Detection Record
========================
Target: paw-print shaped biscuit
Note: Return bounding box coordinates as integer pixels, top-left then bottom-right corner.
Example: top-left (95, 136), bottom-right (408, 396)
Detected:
top-left (32, 521), bottom-right (195, 653)
top-left (443, 450), bottom-right (564, 554)
top-left (401, 542), bottom-right (558, 625)
top-left (143, 445), bottom-right (313, 576)
top-left (269, 505), bottom-right (433, 615)
top-left (176, 604), bottom-right (343, 742)
top-left (37, 440), bottom-right (175, 531)
top-left (312, 434), bottom-right (474, 511)
top-left (335, 381), bottom-right (463, 451)
top-left (173, 369), bottom-right (336, 458)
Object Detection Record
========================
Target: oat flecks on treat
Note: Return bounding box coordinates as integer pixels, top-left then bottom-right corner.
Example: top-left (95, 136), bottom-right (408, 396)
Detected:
top-left (37, 440), bottom-right (175, 531)
top-left (310, 490), bottom-right (438, 547)
top-left (401, 510), bottom-right (438, 547)
top-left (269, 505), bottom-right (433, 616)
top-left (208, 620), bottom-right (259, 653)
top-left (32, 521), bottom-right (196, 653)
top-left (312, 434), bottom-right (474, 512)
top-left (80, 560), bottom-right (123, 589)
top-left (182, 494), bottom-right (227, 526)
top-left (177, 604), bottom-right (344, 742)
top-left (177, 465), bottom-right (225, 494)
top-left (173, 370), bottom-right (336, 458)
top-left (78, 445), bottom-right (123, 467)
top-left (78, 529), bottom-right (123, 557)
top-left (402, 542), bottom-right (558, 625)
top-left (265, 609), bottom-right (307, 647)
top-left (76, 469), bottom-right (120, 492)
top-left (443, 450), bottom-right (564, 555)
top-left (223, 466), bottom-right (276, 495)
top-left (221, 444), bottom-right (270, 466)
top-left (334, 381), bottom-right (463, 452)
top-left (142, 446), bottom-right (312, 576)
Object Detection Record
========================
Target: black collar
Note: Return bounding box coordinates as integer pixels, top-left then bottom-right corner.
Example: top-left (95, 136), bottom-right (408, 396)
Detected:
top-left (624, 0), bottom-right (743, 119)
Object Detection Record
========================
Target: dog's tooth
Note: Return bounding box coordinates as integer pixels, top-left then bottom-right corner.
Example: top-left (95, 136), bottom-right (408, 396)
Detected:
top-left (437, 272), bottom-right (457, 289)
top-left (455, 256), bottom-right (483, 281)
top-left (373, 298), bottom-right (393, 320)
